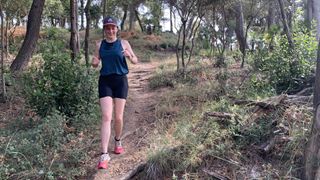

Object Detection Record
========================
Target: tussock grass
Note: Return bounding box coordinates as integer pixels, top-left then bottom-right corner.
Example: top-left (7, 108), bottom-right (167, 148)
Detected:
top-left (142, 55), bottom-right (313, 179)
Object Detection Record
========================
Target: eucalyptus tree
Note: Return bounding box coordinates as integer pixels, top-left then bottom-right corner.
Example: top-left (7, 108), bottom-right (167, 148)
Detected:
top-left (84, 0), bottom-right (92, 68)
top-left (10, 0), bottom-right (46, 72)
top-left (43, 0), bottom-right (65, 26)
top-left (0, 4), bottom-right (6, 102)
top-left (163, 0), bottom-right (176, 32)
top-left (314, 0), bottom-right (320, 40)
top-left (80, 0), bottom-right (85, 29)
top-left (305, 0), bottom-right (313, 29)
top-left (3, 0), bottom-right (32, 26)
top-left (90, 4), bottom-right (102, 28)
top-left (1, 0), bottom-right (32, 55)
top-left (230, 0), bottom-right (272, 67)
top-left (304, 0), bottom-right (320, 40)
top-left (278, 0), bottom-right (294, 48)
top-left (203, 0), bottom-right (233, 67)
top-left (173, 0), bottom-right (209, 73)
top-left (144, 0), bottom-right (164, 33)
top-left (70, 0), bottom-right (80, 61)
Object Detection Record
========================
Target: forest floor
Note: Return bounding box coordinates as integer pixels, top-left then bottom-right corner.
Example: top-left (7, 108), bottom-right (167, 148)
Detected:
top-left (86, 61), bottom-right (165, 179)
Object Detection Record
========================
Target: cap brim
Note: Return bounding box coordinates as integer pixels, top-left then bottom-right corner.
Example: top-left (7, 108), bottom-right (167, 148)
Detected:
top-left (103, 23), bottom-right (117, 26)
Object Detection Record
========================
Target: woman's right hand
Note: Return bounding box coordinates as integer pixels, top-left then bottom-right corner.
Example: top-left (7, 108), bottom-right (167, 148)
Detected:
top-left (92, 56), bottom-right (100, 68)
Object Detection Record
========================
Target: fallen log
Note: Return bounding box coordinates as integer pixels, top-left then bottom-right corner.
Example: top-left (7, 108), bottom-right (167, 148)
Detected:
top-left (233, 94), bottom-right (313, 108)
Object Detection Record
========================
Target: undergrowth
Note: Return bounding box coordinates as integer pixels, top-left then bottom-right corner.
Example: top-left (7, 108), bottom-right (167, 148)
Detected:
top-left (143, 56), bottom-right (313, 179)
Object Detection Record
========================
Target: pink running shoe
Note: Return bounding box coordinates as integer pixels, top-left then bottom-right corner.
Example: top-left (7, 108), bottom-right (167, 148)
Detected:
top-left (114, 138), bottom-right (124, 154)
top-left (97, 153), bottom-right (110, 169)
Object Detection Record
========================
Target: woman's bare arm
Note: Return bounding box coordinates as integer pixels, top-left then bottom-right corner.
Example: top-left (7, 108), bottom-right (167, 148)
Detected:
top-left (121, 40), bottom-right (138, 64)
top-left (92, 41), bottom-right (100, 68)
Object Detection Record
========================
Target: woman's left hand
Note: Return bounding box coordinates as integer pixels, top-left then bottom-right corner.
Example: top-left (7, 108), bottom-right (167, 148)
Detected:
top-left (122, 49), bottom-right (132, 59)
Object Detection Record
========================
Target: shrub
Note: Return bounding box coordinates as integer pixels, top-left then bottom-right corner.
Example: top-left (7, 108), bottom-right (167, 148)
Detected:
top-left (23, 51), bottom-right (97, 119)
top-left (251, 31), bottom-right (317, 94)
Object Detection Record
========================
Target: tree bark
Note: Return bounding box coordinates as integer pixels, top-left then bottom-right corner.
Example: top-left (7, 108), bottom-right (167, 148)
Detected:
top-left (234, 0), bottom-right (246, 68)
top-left (267, 1), bottom-right (275, 30)
top-left (10, 0), bottom-right (45, 72)
top-left (84, 0), bottom-right (92, 69)
top-left (314, 0), bottom-right (320, 40)
top-left (121, 5), bottom-right (128, 30)
top-left (0, 5), bottom-right (6, 102)
top-left (304, 39), bottom-right (320, 180)
top-left (277, 0), bottom-right (294, 49)
top-left (70, 0), bottom-right (80, 61)
top-left (170, 5), bottom-right (173, 32)
top-left (129, 4), bottom-right (136, 31)
top-left (305, 0), bottom-right (313, 29)
top-left (102, 0), bottom-right (107, 19)
top-left (80, 0), bottom-right (85, 30)
top-left (135, 10), bottom-right (144, 32)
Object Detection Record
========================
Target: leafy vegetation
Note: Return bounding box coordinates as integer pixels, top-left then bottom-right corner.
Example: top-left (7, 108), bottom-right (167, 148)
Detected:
top-left (250, 31), bottom-right (317, 94)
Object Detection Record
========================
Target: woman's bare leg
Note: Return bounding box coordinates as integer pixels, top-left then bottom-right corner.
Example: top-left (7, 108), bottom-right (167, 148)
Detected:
top-left (114, 98), bottom-right (126, 140)
top-left (100, 96), bottom-right (113, 153)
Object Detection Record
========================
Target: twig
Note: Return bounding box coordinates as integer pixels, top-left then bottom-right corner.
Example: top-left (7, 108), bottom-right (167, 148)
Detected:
top-left (210, 155), bottom-right (241, 168)
top-left (4, 130), bottom-right (18, 157)
top-left (296, 87), bottom-right (313, 96)
top-left (204, 112), bottom-right (234, 119)
top-left (202, 168), bottom-right (230, 180)
top-left (47, 151), bottom-right (58, 175)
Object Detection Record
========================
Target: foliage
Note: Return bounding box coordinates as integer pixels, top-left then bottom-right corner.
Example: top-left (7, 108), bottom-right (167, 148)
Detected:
top-left (250, 31), bottom-right (317, 94)
top-left (1, 0), bottom-right (32, 18)
top-left (0, 109), bottom-right (95, 179)
top-left (22, 50), bottom-right (97, 120)
top-left (44, 0), bottom-right (66, 24)
top-left (0, 111), bottom-right (66, 178)
top-left (36, 27), bottom-right (69, 54)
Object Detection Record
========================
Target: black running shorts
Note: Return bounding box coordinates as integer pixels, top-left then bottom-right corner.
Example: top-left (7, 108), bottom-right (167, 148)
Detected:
top-left (98, 74), bottom-right (128, 99)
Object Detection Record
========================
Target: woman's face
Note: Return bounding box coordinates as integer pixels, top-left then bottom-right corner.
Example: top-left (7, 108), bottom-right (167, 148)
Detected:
top-left (104, 25), bottom-right (118, 39)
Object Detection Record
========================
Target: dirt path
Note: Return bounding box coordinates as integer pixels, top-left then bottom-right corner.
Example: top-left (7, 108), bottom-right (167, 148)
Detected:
top-left (91, 61), bottom-right (160, 180)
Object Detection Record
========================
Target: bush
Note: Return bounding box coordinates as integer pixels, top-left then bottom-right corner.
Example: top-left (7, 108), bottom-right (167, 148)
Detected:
top-left (251, 31), bottom-right (317, 94)
top-left (23, 51), bottom-right (97, 119)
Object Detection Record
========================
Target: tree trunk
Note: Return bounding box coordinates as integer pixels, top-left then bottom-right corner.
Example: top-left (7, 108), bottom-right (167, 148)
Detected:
top-left (102, 0), bottom-right (107, 19)
top-left (186, 16), bottom-right (195, 39)
top-left (70, 0), bottom-right (80, 61)
top-left (0, 5), bottom-right (6, 102)
top-left (135, 10), bottom-right (144, 32)
top-left (129, 5), bottom-right (136, 31)
top-left (175, 26), bottom-right (182, 71)
top-left (84, 0), bottom-right (92, 69)
top-left (121, 5), bottom-right (128, 30)
top-left (10, 0), bottom-right (45, 72)
top-left (267, 1), bottom-right (275, 30)
top-left (314, 0), bottom-right (320, 40)
top-left (234, 0), bottom-right (246, 68)
top-left (80, 0), bottom-right (85, 30)
top-left (305, 0), bottom-right (313, 29)
top-left (170, 5), bottom-right (173, 32)
top-left (277, 0), bottom-right (294, 48)
top-left (181, 19), bottom-right (187, 73)
top-left (304, 39), bottom-right (320, 180)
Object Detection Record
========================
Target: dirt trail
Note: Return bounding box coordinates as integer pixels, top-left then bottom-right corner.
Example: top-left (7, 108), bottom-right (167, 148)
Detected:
top-left (92, 62), bottom-right (160, 180)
